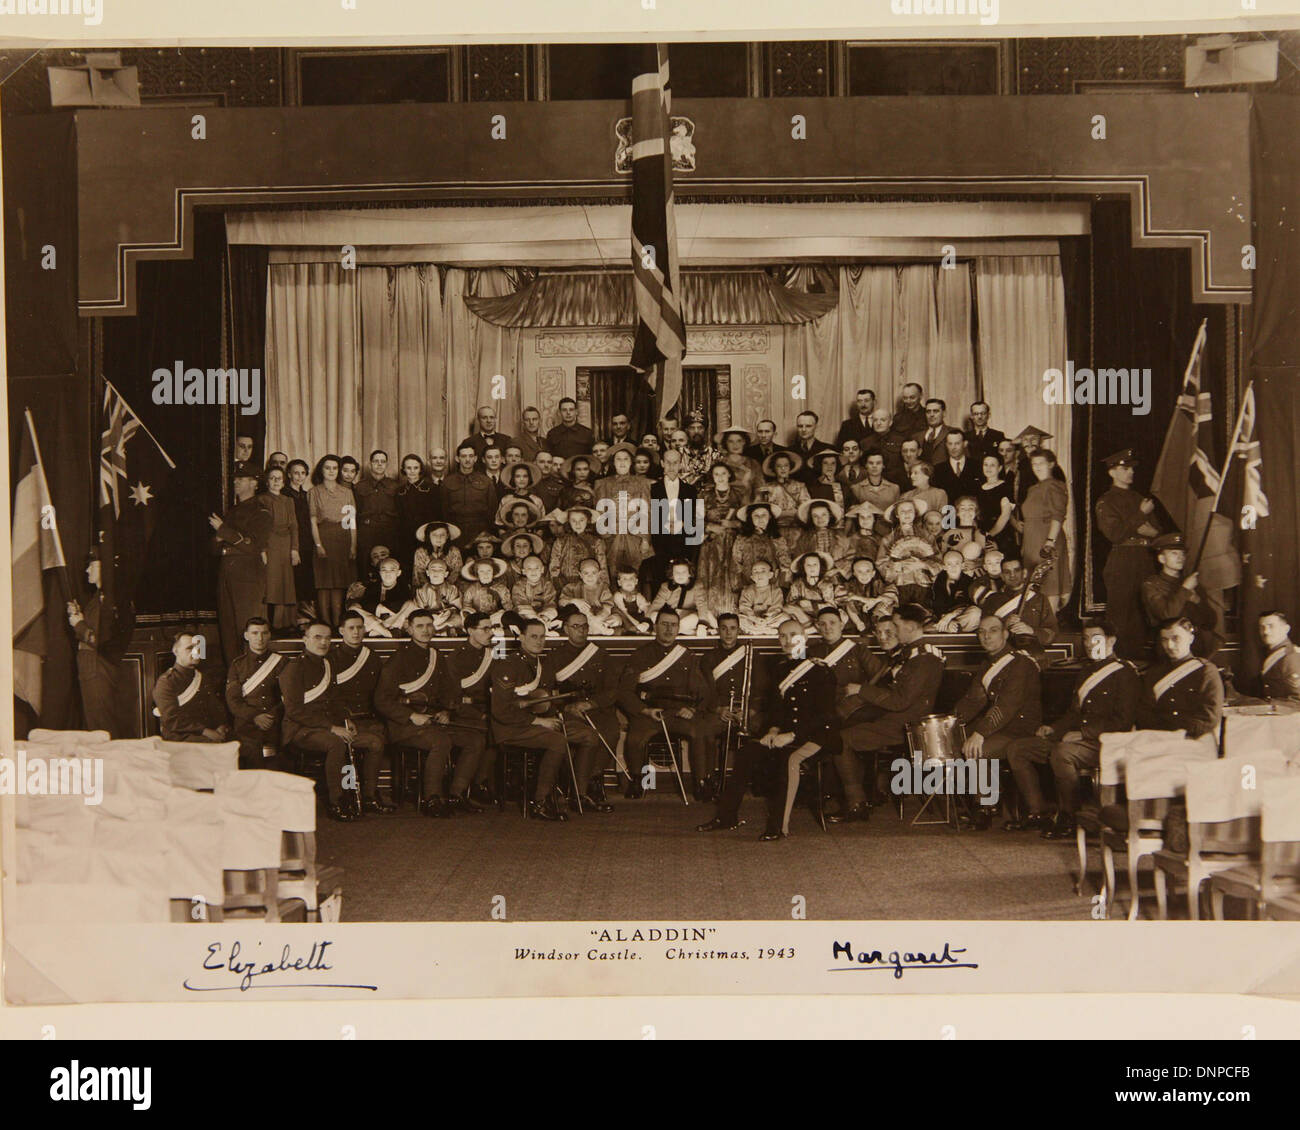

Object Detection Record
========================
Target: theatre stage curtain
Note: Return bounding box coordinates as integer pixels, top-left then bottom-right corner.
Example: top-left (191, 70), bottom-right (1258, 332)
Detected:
top-left (265, 264), bottom-right (520, 463)
top-left (974, 255), bottom-right (1074, 581)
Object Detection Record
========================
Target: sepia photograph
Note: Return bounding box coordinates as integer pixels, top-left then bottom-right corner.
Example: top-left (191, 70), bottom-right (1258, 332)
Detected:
top-left (3, 12), bottom-right (1300, 1019)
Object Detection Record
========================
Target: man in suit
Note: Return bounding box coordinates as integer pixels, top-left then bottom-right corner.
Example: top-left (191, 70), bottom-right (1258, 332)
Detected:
top-left (649, 448), bottom-right (700, 582)
top-left (789, 411), bottom-right (836, 484)
top-left (697, 617), bottom-right (841, 840)
top-left (963, 401), bottom-right (1006, 465)
top-left (835, 389), bottom-right (877, 448)
top-left (931, 431), bottom-right (983, 504)
top-left (224, 616), bottom-right (286, 769)
top-left (463, 404), bottom-right (513, 462)
top-left (743, 418), bottom-right (787, 465)
top-left (917, 398), bottom-right (962, 465)
top-left (516, 406), bottom-right (545, 463)
top-left (893, 383), bottom-right (926, 439)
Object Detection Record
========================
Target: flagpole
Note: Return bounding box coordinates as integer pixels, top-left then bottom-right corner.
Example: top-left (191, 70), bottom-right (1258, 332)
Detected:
top-left (101, 375), bottom-right (177, 469)
top-left (24, 408), bottom-right (74, 604)
top-left (1190, 379), bottom-right (1253, 573)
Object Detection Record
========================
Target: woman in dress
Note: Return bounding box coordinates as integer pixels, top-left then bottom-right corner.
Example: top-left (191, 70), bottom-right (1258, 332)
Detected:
top-left (694, 461), bottom-right (746, 627)
top-left (593, 444), bottom-right (653, 583)
top-left (395, 453), bottom-right (441, 564)
top-left (976, 453), bottom-right (1018, 556)
top-left (257, 465), bottom-right (299, 630)
top-left (732, 500), bottom-right (793, 588)
top-left (760, 450), bottom-right (810, 553)
top-left (285, 458), bottom-right (314, 620)
top-left (793, 499), bottom-right (853, 581)
top-left (717, 428), bottom-right (762, 504)
top-left (1021, 449), bottom-right (1071, 611)
top-left (807, 450), bottom-right (848, 509)
top-left (308, 454), bottom-right (357, 629)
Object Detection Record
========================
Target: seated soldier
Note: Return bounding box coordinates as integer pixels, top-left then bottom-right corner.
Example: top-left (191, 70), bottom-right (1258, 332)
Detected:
top-left (650, 559), bottom-right (703, 635)
top-left (738, 558), bottom-right (787, 635)
top-left (331, 610), bottom-right (396, 814)
top-left (609, 565), bottom-right (653, 634)
top-left (1004, 620), bottom-right (1140, 838)
top-left (547, 604), bottom-right (622, 809)
top-left (979, 554), bottom-right (1057, 653)
top-left (1251, 609), bottom-right (1300, 707)
top-left (154, 630), bottom-right (230, 743)
top-left (350, 556), bottom-right (418, 637)
top-left (510, 553), bottom-right (560, 631)
top-left (697, 618), bottom-right (841, 840)
top-left (1136, 617), bottom-right (1224, 748)
top-left (951, 615), bottom-right (1043, 829)
top-left (560, 556), bottom-right (620, 635)
top-left (224, 616), bottom-right (286, 769)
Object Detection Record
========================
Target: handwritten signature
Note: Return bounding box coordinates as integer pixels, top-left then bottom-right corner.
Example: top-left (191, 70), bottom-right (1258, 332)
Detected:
top-left (183, 940), bottom-right (377, 992)
top-left (829, 941), bottom-right (978, 979)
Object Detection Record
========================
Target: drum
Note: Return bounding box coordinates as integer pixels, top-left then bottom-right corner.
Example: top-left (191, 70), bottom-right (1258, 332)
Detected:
top-left (906, 714), bottom-right (965, 763)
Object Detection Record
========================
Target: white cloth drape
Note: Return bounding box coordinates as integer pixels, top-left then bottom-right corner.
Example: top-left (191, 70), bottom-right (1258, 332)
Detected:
top-left (974, 255), bottom-right (1073, 579)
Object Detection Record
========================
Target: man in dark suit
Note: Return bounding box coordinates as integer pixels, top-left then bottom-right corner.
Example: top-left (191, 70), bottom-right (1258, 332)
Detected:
top-left (834, 389), bottom-right (876, 448)
top-left (463, 404), bottom-right (513, 462)
top-left (931, 431), bottom-right (983, 504)
top-left (789, 411), bottom-right (835, 484)
top-left (648, 448), bottom-right (700, 583)
top-left (963, 401), bottom-right (1006, 466)
top-left (893, 383), bottom-right (926, 439)
top-left (917, 398), bottom-right (962, 466)
top-left (743, 418), bottom-right (787, 465)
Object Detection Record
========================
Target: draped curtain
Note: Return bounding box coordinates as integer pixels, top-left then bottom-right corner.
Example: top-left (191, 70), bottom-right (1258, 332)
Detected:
top-left (266, 264), bottom-right (519, 463)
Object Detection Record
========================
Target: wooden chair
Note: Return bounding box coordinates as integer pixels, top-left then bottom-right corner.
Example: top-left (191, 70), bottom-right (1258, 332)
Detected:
top-left (1151, 753), bottom-right (1288, 920)
top-left (1211, 775), bottom-right (1300, 920)
top-left (1074, 736), bottom-right (1128, 907)
top-left (216, 770), bottom-right (305, 920)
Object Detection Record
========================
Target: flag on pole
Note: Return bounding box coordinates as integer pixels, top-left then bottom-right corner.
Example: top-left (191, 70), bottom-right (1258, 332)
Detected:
top-left (1216, 382), bottom-right (1269, 525)
top-left (629, 43), bottom-right (686, 417)
top-left (97, 376), bottom-right (175, 652)
top-left (1150, 320), bottom-right (1240, 599)
top-left (12, 409), bottom-right (69, 714)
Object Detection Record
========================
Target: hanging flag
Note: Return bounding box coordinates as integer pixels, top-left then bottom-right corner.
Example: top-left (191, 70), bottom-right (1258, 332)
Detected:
top-left (1216, 382), bottom-right (1269, 525)
top-left (1150, 320), bottom-right (1240, 601)
top-left (629, 42), bottom-right (686, 417)
top-left (97, 376), bottom-right (176, 652)
top-left (12, 409), bottom-right (69, 714)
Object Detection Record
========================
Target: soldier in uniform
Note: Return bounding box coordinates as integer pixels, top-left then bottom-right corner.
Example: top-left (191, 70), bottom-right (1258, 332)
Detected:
top-left (280, 622), bottom-right (359, 822)
top-left (978, 555), bottom-right (1058, 654)
top-left (618, 607), bottom-right (717, 799)
top-left (375, 610), bottom-right (480, 817)
top-left (546, 605), bottom-right (622, 808)
top-left (1004, 620), bottom-right (1140, 838)
top-left (153, 631), bottom-right (231, 743)
top-left (1136, 617), bottom-right (1224, 746)
top-left (490, 616), bottom-right (599, 821)
top-left (808, 606), bottom-right (876, 722)
top-left (210, 469), bottom-right (272, 665)
top-left (353, 450), bottom-right (400, 567)
top-left (1094, 449), bottom-right (1160, 659)
top-left (1140, 533), bottom-right (1222, 659)
top-left (701, 613), bottom-right (759, 799)
top-left (1253, 610), bottom-right (1300, 706)
top-left (442, 611), bottom-right (497, 804)
top-left (224, 616), bottom-right (286, 769)
top-left (331, 610), bottom-right (395, 813)
top-left (697, 618), bottom-right (840, 840)
top-left (66, 548), bottom-right (120, 735)
top-left (832, 604), bottom-right (945, 823)
top-left (951, 615), bottom-right (1043, 829)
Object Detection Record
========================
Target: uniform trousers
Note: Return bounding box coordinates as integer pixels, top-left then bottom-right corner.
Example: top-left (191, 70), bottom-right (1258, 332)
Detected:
top-left (292, 722), bottom-right (384, 804)
top-left (493, 721), bottom-right (572, 801)
top-left (838, 714), bottom-right (911, 808)
top-left (1103, 546), bottom-right (1153, 660)
top-left (77, 649), bottom-right (120, 736)
top-left (1005, 734), bottom-right (1100, 815)
top-left (218, 555), bottom-right (267, 666)
top-left (563, 706), bottom-right (620, 786)
top-left (625, 711), bottom-right (713, 786)
top-left (387, 720), bottom-right (476, 797)
top-left (716, 736), bottom-right (836, 835)
top-left (233, 718), bottom-right (285, 771)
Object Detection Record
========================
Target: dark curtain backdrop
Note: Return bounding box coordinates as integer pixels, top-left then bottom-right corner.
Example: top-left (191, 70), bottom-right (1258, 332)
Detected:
top-left (1086, 199), bottom-right (1229, 614)
top-left (1242, 96), bottom-right (1300, 677)
top-left (227, 242), bottom-right (269, 463)
top-left (1058, 232), bottom-right (1091, 619)
top-left (588, 366), bottom-right (654, 444)
top-left (678, 367), bottom-right (718, 438)
top-left (101, 212), bottom-right (227, 617)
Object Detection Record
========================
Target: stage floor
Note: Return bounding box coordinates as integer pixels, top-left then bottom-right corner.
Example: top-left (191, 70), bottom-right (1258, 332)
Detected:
top-left (318, 790), bottom-right (1103, 923)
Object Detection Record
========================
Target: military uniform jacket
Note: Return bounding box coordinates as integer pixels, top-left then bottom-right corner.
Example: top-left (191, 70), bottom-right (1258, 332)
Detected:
top-left (353, 474), bottom-right (399, 531)
top-left (704, 643), bottom-right (749, 707)
top-left (810, 636), bottom-right (875, 692)
top-left (1260, 643), bottom-right (1300, 704)
top-left (214, 497), bottom-right (271, 559)
top-left (154, 664), bottom-right (229, 740)
top-left (1137, 656), bottom-right (1223, 739)
top-left (491, 652), bottom-right (554, 733)
top-left (279, 653), bottom-right (337, 742)
top-left (445, 641), bottom-right (494, 720)
top-left (763, 655), bottom-right (839, 746)
top-left (329, 642), bottom-right (384, 720)
top-left (617, 640), bottom-right (716, 717)
top-left (440, 471), bottom-right (496, 533)
top-left (853, 639), bottom-right (945, 725)
top-left (225, 649), bottom-right (286, 725)
top-left (980, 585), bottom-right (1058, 649)
top-left (1095, 486), bottom-right (1156, 549)
top-left (1051, 656), bottom-right (1140, 741)
top-left (546, 639), bottom-right (618, 710)
top-left (1140, 572), bottom-right (1216, 631)
top-left (374, 642), bottom-right (448, 725)
top-left (953, 647), bottom-right (1042, 738)
top-left (72, 592), bottom-right (108, 653)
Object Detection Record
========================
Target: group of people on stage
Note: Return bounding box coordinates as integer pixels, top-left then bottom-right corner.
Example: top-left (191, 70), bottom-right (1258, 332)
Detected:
top-left (209, 386), bottom-right (1082, 666)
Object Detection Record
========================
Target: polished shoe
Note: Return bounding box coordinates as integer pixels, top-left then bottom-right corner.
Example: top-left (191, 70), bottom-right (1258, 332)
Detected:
top-left (961, 807), bottom-right (993, 830)
top-left (325, 803), bottom-right (357, 823)
top-left (446, 795), bottom-right (483, 816)
top-left (469, 783), bottom-right (496, 807)
top-left (578, 793), bottom-right (614, 814)
top-left (1043, 814), bottom-right (1078, 840)
top-left (827, 802), bottom-right (871, 825)
top-left (421, 796), bottom-right (453, 819)
top-left (528, 796), bottom-right (569, 822)
top-left (759, 830), bottom-right (787, 842)
top-left (588, 778), bottom-right (609, 804)
top-left (362, 795), bottom-right (397, 815)
top-left (624, 780), bottom-right (645, 800)
top-left (696, 816), bottom-right (740, 832)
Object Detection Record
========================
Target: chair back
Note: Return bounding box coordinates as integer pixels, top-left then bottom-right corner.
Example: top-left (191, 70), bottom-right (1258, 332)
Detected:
top-left (1260, 780), bottom-right (1300, 897)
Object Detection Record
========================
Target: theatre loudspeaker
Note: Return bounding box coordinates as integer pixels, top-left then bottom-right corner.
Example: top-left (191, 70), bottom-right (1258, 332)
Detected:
top-left (1184, 36), bottom-right (1278, 87)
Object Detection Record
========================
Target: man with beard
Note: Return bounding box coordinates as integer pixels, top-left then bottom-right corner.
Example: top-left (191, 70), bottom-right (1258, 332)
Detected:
top-left (680, 410), bottom-right (718, 486)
